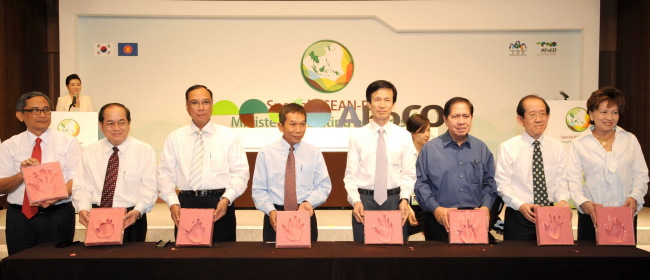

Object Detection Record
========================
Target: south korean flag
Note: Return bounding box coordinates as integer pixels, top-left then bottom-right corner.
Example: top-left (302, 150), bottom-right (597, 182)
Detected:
top-left (94, 43), bottom-right (114, 56)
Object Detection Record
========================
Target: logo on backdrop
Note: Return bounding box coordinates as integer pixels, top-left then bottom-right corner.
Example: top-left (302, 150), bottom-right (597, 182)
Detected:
top-left (536, 41), bottom-right (557, 56)
top-left (57, 119), bottom-right (81, 137)
top-left (508, 41), bottom-right (527, 56)
top-left (301, 40), bottom-right (354, 93)
top-left (565, 107), bottom-right (590, 132)
top-left (211, 98), bottom-right (443, 129)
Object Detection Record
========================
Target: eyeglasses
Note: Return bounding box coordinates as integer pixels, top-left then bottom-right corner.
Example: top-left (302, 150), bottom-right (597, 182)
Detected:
top-left (187, 100), bottom-right (213, 107)
top-left (527, 112), bottom-right (548, 119)
top-left (104, 120), bottom-right (128, 129)
top-left (22, 108), bottom-right (52, 115)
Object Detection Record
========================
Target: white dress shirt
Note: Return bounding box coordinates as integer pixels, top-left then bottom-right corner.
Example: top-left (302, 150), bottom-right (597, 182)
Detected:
top-left (0, 129), bottom-right (81, 205)
top-left (252, 138), bottom-right (332, 215)
top-left (344, 121), bottom-right (417, 205)
top-left (496, 133), bottom-right (570, 210)
top-left (72, 137), bottom-right (158, 215)
top-left (567, 126), bottom-right (649, 214)
top-left (55, 94), bottom-right (94, 112)
top-left (158, 121), bottom-right (250, 207)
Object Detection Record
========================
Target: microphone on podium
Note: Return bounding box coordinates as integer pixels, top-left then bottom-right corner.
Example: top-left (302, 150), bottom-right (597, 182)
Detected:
top-left (69, 95), bottom-right (77, 111)
top-left (560, 91), bottom-right (569, 100)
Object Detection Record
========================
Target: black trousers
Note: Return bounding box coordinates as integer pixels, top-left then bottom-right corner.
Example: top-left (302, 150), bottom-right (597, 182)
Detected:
top-left (262, 204), bottom-right (318, 242)
top-left (577, 211), bottom-right (638, 241)
top-left (6, 202), bottom-right (75, 255)
top-left (423, 211), bottom-right (449, 242)
top-left (92, 205), bottom-right (147, 242)
top-left (352, 192), bottom-right (407, 243)
top-left (406, 204), bottom-right (426, 237)
top-left (177, 192), bottom-right (236, 242)
top-left (503, 207), bottom-right (537, 241)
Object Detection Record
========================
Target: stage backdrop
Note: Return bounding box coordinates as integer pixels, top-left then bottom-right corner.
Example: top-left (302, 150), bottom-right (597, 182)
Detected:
top-left (59, 0), bottom-right (600, 154)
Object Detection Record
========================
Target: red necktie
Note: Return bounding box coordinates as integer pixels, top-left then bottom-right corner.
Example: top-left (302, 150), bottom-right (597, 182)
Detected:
top-left (100, 147), bottom-right (119, 207)
top-left (22, 138), bottom-right (41, 219)
top-left (284, 145), bottom-right (297, 211)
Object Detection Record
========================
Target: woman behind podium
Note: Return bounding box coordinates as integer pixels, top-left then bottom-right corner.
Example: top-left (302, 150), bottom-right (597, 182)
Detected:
top-left (567, 87), bottom-right (648, 240)
top-left (56, 74), bottom-right (94, 112)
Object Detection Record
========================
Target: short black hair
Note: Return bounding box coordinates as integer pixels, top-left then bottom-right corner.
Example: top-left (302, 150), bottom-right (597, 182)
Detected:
top-left (185, 84), bottom-right (213, 101)
top-left (516, 95), bottom-right (550, 117)
top-left (443, 97), bottom-right (474, 117)
top-left (16, 91), bottom-right (50, 111)
top-left (279, 103), bottom-right (307, 125)
top-left (65, 74), bottom-right (81, 86)
top-left (99, 103), bottom-right (131, 123)
top-left (365, 80), bottom-right (397, 103)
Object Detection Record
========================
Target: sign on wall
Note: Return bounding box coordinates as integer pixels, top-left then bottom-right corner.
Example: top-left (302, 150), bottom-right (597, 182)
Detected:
top-left (62, 1), bottom-right (598, 153)
top-left (546, 100), bottom-right (590, 147)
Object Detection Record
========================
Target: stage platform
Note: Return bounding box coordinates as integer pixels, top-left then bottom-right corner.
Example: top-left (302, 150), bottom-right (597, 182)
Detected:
top-left (4, 241), bottom-right (649, 279)
top-left (1, 204), bottom-right (649, 258)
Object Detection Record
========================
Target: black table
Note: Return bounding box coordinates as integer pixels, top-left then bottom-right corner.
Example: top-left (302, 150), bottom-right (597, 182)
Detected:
top-left (2, 241), bottom-right (649, 279)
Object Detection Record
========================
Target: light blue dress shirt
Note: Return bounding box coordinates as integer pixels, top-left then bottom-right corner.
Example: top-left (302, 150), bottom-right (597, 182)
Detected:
top-left (252, 138), bottom-right (332, 215)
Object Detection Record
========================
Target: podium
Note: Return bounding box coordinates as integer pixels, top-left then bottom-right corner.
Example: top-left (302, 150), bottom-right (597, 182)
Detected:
top-left (50, 111), bottom-right (99, 147)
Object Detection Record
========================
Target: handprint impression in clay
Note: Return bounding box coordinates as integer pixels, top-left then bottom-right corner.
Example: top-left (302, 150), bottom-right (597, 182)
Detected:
top-left (604, 215), bottom-right (626, 243)
top-left (456, 216), bottom-right (477, 243)
top-left (543, 211), bottom-right (563, 240)
top-left (26, 168), bottom-right (63, 196)
top-left (371, 213), bottom-right (393, 243)
top-left (282, 214), bottom-right (305, 241)
top-left (96, 218), bottom-right (115, 238)
top-left (185, 219), bottom-right (206, 243)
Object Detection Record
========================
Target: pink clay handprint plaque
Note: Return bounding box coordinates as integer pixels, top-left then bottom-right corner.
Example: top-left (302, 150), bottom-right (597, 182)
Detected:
top-left (595, 207), bottom-right (635, 246)
top-left (276, 211), bottom-right (311, 248)
top-left (22, 161), bottom-right (68, 205)
top-left (364, 211), bottom-right (403, 245)
top-left (176, 208), bottom-right (213, 247)
top-left (185, 219), bottom-right (205, 243)
top-left (448, 209), bottom-right (488, 244)
top-left (85, 207), bottom-right (126, 246)
top-left (96, 218), bottom-right (115, 238)
top-left (535, 206), bottom-right (574, 245)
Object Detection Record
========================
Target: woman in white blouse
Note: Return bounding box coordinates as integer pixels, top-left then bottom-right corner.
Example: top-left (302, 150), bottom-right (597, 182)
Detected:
top-left (405, 114), bottom-right (431, 238)
top-left (567, 87), bottom-right (648, 240)
top-left (56, 74), bottom-right (94, 112)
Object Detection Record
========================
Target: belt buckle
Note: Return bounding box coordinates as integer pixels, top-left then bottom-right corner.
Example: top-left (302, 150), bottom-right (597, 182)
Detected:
top-left (196, 190), bottom-right (208, 197)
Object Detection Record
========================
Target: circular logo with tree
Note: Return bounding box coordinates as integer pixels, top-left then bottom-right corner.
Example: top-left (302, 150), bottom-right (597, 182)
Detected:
top-left (57, 119), bottom-right (80, 136)
top-left (301, 40), bottom-right (354, 93)
top-left (565, 107), bottom-right (590, 132)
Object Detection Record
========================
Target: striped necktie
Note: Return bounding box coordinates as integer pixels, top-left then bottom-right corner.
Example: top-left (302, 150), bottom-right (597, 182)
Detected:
top-left (188, 130), bottom-right (205, 191)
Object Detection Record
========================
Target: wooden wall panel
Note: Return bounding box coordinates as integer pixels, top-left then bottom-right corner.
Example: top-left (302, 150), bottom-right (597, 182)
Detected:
top-left (616, 0), bottom-right (650, 206)
top-left (0, 0), bottom-right (55, 141)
